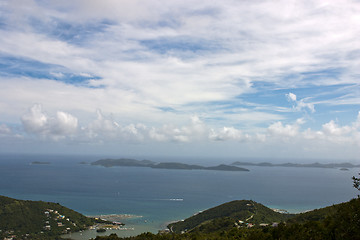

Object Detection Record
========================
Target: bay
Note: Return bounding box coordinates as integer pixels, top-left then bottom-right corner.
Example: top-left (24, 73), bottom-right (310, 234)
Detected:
top-left (0, 154), bottom-right (358, 239)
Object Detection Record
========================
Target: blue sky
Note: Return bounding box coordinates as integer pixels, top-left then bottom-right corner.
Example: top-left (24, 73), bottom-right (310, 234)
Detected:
top-left (0, 0), bottom-right (359, 162)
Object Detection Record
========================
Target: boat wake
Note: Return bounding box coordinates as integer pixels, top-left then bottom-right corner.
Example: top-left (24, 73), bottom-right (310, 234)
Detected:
top-left (155, 198), bottom-right (184, 201)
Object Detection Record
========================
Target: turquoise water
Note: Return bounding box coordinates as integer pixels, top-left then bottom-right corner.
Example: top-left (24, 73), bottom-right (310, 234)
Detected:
top-left (0, 154), bottom-right (358, 238)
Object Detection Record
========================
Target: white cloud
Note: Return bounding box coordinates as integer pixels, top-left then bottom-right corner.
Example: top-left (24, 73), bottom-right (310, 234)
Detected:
top-left (147, 115), bottom-right (207, 143)
top-left (84, 110), bottom-right (120, 139)
top-left (301, 114), bottom-right (360, 146)
top-left (51, 111), bottom-right (78, 136)
top-left (209, 127), bottom-right (249, 141)
top-left (21, 104), bottom-right (48, 134)
top-left (267, 118), bottom-right (304, 138)
top-left (0, 124), bottom-right (11, 135)
top-left (354, 111), bottom-right (360, 129)
top-left (286, 92), bottom-right (297, 102)
top-left (321, 120), bottom-right (351, 136)
top-left (286, 92), bottom-right (315, 113)
top-left (21, 104), bottom-right (78, 140)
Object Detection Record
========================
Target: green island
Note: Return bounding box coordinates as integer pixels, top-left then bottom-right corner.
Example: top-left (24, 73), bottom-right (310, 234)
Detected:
top-left (91, 159), bottom-right (249, 172)
top-left (232, 161), bottom-right (360, 169)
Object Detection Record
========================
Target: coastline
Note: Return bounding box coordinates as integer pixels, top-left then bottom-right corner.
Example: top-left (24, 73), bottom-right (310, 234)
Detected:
top-left (88, 214), bottom-right (143, 221)
top-left (61, 214), bottom-right (159, 240)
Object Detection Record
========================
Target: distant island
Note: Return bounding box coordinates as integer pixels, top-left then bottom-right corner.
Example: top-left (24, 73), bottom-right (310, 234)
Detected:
top-left (30, 161), bottom-right (50, 165)
top-left (91, 159), bottom-right (250, 172)
top-left (232, 161), bottom-right (360, 169)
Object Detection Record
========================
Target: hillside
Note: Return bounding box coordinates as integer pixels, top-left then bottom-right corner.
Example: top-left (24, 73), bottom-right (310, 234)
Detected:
top-left (168, 200), bottom-right (292, 233)
top-left (0, 195), bottom-right (97, 239)
top-left (94, 198), bottom-right (360, 240)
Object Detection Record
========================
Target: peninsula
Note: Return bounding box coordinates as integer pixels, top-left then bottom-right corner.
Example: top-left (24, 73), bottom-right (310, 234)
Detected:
top-left (0, 195), bottom-right (108, 239)
top-left (91, 159), bottom-right (249, 172)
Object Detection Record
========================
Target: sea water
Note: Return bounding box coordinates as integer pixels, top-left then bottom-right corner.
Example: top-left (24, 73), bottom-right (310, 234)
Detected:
top-left (0, 154), bottom-right (358, 239)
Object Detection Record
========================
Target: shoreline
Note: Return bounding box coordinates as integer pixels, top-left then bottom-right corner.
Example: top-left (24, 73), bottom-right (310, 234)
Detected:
top-left (88, 214), bottom-right (143, 221)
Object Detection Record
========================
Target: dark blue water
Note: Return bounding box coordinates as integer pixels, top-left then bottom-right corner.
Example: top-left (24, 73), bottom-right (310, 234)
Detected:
top-left (0, 154), bottom-right (358, 231)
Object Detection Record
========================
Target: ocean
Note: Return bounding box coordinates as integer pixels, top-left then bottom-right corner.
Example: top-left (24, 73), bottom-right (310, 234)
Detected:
top-left (0, 154), bottom-right (358, 239)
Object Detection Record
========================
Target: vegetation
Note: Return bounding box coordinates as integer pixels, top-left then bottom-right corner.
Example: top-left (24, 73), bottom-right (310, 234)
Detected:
top-left (168, 200), bottom-right (291, 233)
top-left (92, 171), bottom-right (360, 240)
top-left (0, 195), bottom-right (97, 239)
top-left (353, 172), bottom-right (360, 194)
top-left (93, 198), bottom-right (360, 240)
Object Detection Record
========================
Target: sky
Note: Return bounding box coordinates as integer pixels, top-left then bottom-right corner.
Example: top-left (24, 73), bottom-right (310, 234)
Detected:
top-left (0, 0), bottom-right (359, 162)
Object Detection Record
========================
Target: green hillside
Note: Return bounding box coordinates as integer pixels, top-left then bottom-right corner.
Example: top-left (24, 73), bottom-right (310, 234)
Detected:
top-left (0, 195), bottom-right (97, 239)
top-left (94, 198), bottom-right (360, 240)
top-left (168, 200), bottom-right (292, 233)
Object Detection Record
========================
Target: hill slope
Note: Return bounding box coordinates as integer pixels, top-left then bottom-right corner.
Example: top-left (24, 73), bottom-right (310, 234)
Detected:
top-left (0, 195), bottom-right (96, 239)
top-left (168, 200), bottom-right (292, 233)
top-left (94, 198), bottom-right (360, 240)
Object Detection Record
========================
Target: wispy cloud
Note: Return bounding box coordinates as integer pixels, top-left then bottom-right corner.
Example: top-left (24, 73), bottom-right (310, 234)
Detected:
top-left (0, 0), bottom-right (359, 159)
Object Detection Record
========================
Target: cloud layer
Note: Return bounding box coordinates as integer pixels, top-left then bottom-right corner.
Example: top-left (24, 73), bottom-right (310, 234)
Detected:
top-left (0, 1), bottom-right (359, 159)
top-left (6, 104), bottom-right (357, 159)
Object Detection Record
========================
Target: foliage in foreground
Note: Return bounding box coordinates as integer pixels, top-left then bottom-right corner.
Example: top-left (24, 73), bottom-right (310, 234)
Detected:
top-left (0, 195), bottom-right (96, 240)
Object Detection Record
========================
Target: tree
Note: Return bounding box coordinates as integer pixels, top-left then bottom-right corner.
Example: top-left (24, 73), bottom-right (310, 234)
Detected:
top-left (353, 173), bottom-right (360, 196)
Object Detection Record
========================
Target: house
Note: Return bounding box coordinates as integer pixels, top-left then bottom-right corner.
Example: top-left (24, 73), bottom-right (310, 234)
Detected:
top-left (247, 223), bottom-right (255, 228)
top-left (159, 229), bottom-right (170, 235)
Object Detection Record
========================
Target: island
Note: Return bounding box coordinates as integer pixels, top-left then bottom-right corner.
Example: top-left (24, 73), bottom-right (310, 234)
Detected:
top-left (30, 161), bottom-right (50, 165)
top-left (232, 161), bottom-right (360, 169)
top-left (91, 159), bottom-right (249, 172)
